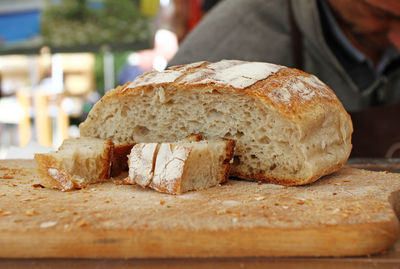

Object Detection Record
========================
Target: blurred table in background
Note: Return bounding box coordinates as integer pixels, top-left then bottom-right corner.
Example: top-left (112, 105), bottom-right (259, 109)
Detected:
top-left (0, 89), bottom-right (69, 149)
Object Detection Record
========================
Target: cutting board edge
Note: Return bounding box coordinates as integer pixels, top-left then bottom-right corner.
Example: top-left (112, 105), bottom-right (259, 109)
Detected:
top-left (1, 220), bottom-right (398, 258)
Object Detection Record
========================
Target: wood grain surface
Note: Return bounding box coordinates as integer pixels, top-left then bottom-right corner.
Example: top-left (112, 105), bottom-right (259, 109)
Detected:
top-left (1, 159), bottom-right (400, 258)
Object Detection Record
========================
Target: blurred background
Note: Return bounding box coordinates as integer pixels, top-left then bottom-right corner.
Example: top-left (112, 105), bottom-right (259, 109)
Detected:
top-left (0, 0), bottom-right (219, 157)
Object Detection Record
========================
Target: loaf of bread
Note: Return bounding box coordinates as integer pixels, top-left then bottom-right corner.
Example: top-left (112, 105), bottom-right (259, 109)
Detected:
top-left (127, 138), bottom-right (236, 194)
top-left (34, 137), bottom-right (114, 191)
top-left (80, 60), bottom-right (353, 185)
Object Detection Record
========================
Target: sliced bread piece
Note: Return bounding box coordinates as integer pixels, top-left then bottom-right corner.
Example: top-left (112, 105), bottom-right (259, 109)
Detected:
top-left (127, 143), bottom-right (158, 186)
top-left (34, 137), bottom-right (114, 191)
top-left (128, 138), bottom-right (235, 194)
top-left (125, 134), bottom-right (203, 186)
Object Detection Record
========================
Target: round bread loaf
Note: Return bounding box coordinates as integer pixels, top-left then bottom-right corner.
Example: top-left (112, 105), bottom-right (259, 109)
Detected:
top-left (80, 60), bottom-right (353, 185)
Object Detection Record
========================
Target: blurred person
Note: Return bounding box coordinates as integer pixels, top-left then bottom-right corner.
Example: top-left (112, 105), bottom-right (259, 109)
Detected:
top-left (118, 27), bottom-right (179, 85)
top-left (203, 0), bottom-right (221, 12)
top-left (162, 0), bottom-right (205, 43)
top-left (157, 0), bottom-right (219, 44)
top-left (117, 50), bottom-right (154, 85)
top-left (169, 0), bottom-right (400, 158)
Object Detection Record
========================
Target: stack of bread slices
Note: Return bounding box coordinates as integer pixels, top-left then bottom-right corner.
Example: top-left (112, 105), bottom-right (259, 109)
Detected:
top-left (35, 134), bottom-right (236, 194)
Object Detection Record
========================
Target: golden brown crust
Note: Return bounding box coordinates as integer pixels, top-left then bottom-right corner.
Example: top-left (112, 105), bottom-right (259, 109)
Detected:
top-left (34, 154), bottom-right (74, 191)
top-left (99, 138), bottom-right (114, 179)
top-left (220, 138), bottom-right (236, 184)
top-left (231, 161), bottom-right (346, 186)
top-left (184, 133), bottom-right (204, 142)
top-left (34, 138), bottom-right (115, 191)
top-left (111, 144), bottom-right (135, 177)
top-left (248, 68), bottom-right (337, 117)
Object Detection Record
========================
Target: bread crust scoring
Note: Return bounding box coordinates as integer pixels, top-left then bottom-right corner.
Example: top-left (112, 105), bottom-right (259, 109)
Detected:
top-left (80, 60), bottom-right (353, 185)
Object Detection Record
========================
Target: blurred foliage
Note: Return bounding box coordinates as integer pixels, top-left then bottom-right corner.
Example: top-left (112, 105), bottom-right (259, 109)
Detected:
top-left (94, 51), bottom-right (131, 95)
top-left (41, 0), bottom-right (154, 47)
top-left (94, 52), bottom-right (104, 94)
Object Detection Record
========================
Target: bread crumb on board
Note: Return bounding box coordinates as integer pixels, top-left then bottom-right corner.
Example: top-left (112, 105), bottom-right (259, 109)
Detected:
top-left (24, 210), bottom-right (38, 216)
top-left (216, 209), bottom-right (227, 215)
top-left (77, 219), bottom-right (90, 227)
top-left (40, 221), bottom-right (57, 228)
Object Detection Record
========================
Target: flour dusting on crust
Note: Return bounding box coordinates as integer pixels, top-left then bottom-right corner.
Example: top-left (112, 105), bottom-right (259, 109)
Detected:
top-left (151, 144), bottom-right (191, 193)
top-left (180, 60), bottom-right (283, 89)
top-left (127, 60), bottom-right (283, 90)
top-left (127, 61), bottom-right (205, 88)
top-left (129, 143), bottom-right (158, 186)
top-left (268, 75), bottom-right (333, 105)
top-left (124, 59), bottom-right (335, 107)
top-left (128, 70), bottom-right (182, 88)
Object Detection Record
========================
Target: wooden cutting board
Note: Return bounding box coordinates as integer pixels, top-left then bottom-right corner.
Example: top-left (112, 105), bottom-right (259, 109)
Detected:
top-left (1, 159), bottom-right (400, 258)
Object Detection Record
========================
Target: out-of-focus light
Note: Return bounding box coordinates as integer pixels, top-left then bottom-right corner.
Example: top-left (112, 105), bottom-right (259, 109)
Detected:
top-left (128, 53), bottom-right (140, 66)
top-left (160, 0), bottom-right (170, 7)
top-left (153, 55), bottom-right (167, 71)
top-left (155, 29), bottom-right (178, 48)
top-left (154, 29), bottom-right (178, 61)
top-left (51, 53), bottom-right (63, 94)
top-left (61, 97), bottom-right (82, 116)
top-left (68, 125), bottom-right (80, 138)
